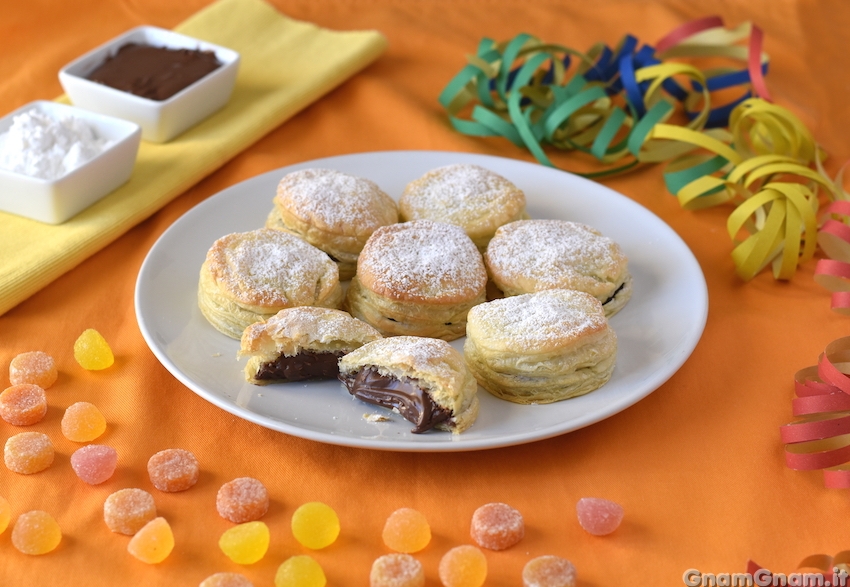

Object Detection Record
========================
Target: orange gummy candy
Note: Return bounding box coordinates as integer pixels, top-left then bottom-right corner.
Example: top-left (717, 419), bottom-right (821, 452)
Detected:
top-left (104, 488), bottom-right (157, 535)
top-left (216, 477), bottom-right (269, 523)
top-left (382, 508), bottom-right (431, 553)
top-left (438, 545), bottom-right (487, 587)
top-left (200, 572), bottom-right (255, 587)
top-left (0, 384), bottom-right (48, 426)
top-left (522, 555), bottom-right (577, 587)
top-left (11, 510), bottom-right (62, 555)
top-left (370, 553), bottom-right (425, 587)
top-left (9, 351), bottom-right (57, 389)
top-left (470, 502), bottom-right (524, 550)
top-left (127, 517), bottom-right (174, 564)
top-left (4, 431), bottom-right (54, 474)
top-left (147, 448), bottom-right (199, 492)
top-left (61, 401), bottom-right (107, 442)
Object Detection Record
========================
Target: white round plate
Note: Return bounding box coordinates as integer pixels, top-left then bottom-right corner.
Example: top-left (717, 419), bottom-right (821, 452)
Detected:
top-left (135, 150), bottom-right (708, 452)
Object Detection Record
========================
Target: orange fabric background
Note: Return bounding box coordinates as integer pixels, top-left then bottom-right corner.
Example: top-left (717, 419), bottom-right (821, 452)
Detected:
top-left (1, 1), bottom-right (850, 585)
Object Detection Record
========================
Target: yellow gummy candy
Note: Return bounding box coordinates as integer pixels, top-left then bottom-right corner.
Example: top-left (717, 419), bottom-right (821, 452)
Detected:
top-left (274, 555), bottom-right (327, 587)
top-left (12, 510), bottom-right (62, 555)
top-left (73, 328), bottom-right (114, 370)
top-left (219, 521), bottom-right (270, 564)
top-left (439, 545), bottom-right (487, 587)
top-left (382, 508), bottom-right (431, 553)
top-left (291, 502), bottom-right (339, 550)
top-left (0, 495), bottom-right (10, 534)
top-left (128, 517), bottom-right (174, 564)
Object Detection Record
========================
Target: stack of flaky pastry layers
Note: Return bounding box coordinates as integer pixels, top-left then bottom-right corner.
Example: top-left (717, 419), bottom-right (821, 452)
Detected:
top-left (197, 163), bottom-right (633, 433)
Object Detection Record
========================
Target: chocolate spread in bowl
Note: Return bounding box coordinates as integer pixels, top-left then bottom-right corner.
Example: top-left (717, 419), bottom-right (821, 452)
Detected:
top-left (339, 367), bottom-right (452, 433)
top-left (87, 43), bottom-right (222, 101)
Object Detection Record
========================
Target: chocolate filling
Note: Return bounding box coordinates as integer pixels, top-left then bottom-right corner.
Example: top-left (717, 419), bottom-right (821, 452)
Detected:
top-left (255, 350), bottom-right (345, 382)
top-left (87, 43), bottom-right (222, 101)
top-left (339, 367), bottom-right (451, 433)
top-left (602, 282), bottom-right (626, 306)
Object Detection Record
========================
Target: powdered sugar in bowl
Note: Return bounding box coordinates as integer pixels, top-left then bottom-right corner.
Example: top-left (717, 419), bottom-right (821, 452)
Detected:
top-left (0, 100), bottom-right (141, 224)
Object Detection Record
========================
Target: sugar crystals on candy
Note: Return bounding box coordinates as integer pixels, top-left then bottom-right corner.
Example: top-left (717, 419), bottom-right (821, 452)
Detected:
top-left (9, 351), bottom-right (58, 388)
top-left (275, 555), bottom-right (327, 587)
top-left (61, 401), bottom-right (107, 442)
top-left (575, 497), bottom-right (624, 536)
top-left (216, 477), bottom-right (269, 523)
top-left (438, 545), bottom-right (487, 587)
top-left (291, 502), bottom-right (339, 549)
top-left (147, 448), bottom-right (199, 492)
top-left (470, 502), bottom-right (524, 550)
top-left (370, 553), bottom-right (425, 587)
top-left (0, 383), bottom-right (48, 426)
top-left (11, 510), bottom-right (62, 555)
top-left (4, 431), bottom-right (54, 474)
top-left (219, 521), bottom-right (270, 564)
top-left (200, 572), bottom-right (255, 587)
top-left (70, 444), bottom-right (118, 484)
top-left (73, 328), bottom-right (114, 370)
top-left (127, 516), bottom-right (174, 563)
top-left (522, 555), bottom-right (577, 587)
top-left (104, 488), bottom-right (157, 535)
top-left (382, 507), bottom-right (431, 553)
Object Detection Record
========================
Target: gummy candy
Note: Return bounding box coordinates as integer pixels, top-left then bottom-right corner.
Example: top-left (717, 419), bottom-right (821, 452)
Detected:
top-left (0, 495), bottom-right (11, 534)
top-left (275, 555), bottom-right (327, 587)
top-left (9, 351), bottom-right (57, 388)
top-left (575, 497), bottom-right (623, 536)
top-left (73, 328), bottom-right (114, 370)
top-left (470, 502), bottom-right (524, 550)
top-left (61, 401), bottom-right (107, 442)
top-left (200, 572), bottom-right (255, 587)
top-left (370, 553), bottom-right (425, 587)
top-left (219, 521), bottom-right (270, 564)
top-left (104, 488), bottom-right (157, 535)
top-left (70, 444), bottom-right (118, 484)
top-left (382, 508), bottom-right (431, 553)
top-left (4, 431), bottom-right (54, 474)
top-left (11, 510), bottom-right (61, 555)
top-left (522, 555), bottom-right (577, 587)
top-left (216, 477), bottom-right (269, 523)
top-left (147, 448), bottom-right (199, 492)
top-left (128, 516), bottom-right (174, 563)
top-left (291, 502), bottom-right (339, 549)
top-left (0, 384), bottom-right (47, 426)
top-left (438, 545), bottom-right (487, 587)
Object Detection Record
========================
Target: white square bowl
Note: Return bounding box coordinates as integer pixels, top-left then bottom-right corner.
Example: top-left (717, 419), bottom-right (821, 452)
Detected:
top-left (59, 26), bottom-right (240, 143)
top-left (0, 100), bottom-right (141, 224)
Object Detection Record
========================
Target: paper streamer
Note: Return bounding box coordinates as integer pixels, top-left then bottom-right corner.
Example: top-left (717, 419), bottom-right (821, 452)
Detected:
top-left (780, 337), bottom-right (850, 488)
top-left (439, 16), bottom-right (850, 290)
top-left (813, 164), bottom-right (850, 314)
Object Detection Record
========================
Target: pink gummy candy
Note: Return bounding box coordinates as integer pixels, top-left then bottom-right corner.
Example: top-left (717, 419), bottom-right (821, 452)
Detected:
top-left (576, 497), bottom-right (624, 536)
top-left (70, 444), bottom-right (118, 485)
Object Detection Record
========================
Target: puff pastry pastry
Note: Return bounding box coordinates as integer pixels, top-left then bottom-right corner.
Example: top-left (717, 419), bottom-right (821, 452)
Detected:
top-left (484, 219), bottom-right (632, 316)
top-left (239, 306), bottom-right (382, 384)
top-left (266, 168), bottom-right (399, 280)
top-left (198, 228), bottom-right (343, 339)
top-left (464, 289), bottom-right (617, 404)
top-left (344, 219), bottom-right (487, 341)
top-left (399, 163), bottom-right (528, 251)
top-left (338, 336), bottom-right (480, 433)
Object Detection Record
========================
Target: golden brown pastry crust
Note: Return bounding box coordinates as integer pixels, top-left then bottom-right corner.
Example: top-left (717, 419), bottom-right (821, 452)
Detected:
top-left (266, 168), bottom-right (399, 280)
top-left (198, 228), bottom-right (342, 339)
top-left (399, 164), bottom-right (528, 251)
top-left (484, 219), bottom-right (632, 317)
top-left (344, 220), bottom-right (487, 340)
top-left (239, 306), bottom-right (382, 385)
top-left (463, 289), bottom-right (617, 404)
top-left (337, 336), bottom-right (480, 433)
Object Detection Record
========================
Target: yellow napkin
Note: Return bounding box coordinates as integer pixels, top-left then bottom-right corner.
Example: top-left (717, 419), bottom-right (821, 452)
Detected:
top-left (0, 0), bottom-right (387, 316)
